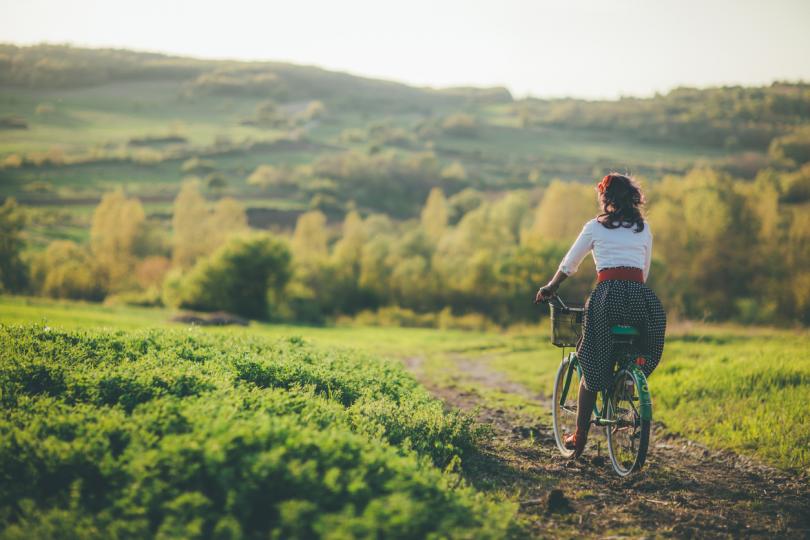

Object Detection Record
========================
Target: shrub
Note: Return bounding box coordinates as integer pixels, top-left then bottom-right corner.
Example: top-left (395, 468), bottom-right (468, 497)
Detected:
top-left (0, 325), bottom-right (514, 538)
top-left (769, 127), bottom-right (810, 166)
top-left (29, 241), bottom-right (105, 300)
top-left (181, 157), bottom-right (216, 175)
top-left (170, 234), bottom-right (292, 319)
top-left (441, 113), bottom-right (478, 137)
top-left (1, 154), bottom-right (22, 168)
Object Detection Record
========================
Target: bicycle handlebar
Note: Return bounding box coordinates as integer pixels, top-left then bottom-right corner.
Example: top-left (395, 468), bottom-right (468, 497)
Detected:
top-left (536, 292), bottom-right (569, 311)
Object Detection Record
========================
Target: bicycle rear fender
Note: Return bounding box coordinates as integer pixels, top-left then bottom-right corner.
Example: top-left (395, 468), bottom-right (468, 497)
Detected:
top-left (628, 366), bottom-right (653, 421)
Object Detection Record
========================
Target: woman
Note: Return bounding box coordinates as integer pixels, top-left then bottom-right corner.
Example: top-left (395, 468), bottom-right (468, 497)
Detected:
top-left (534, 173), bottom-right (666, 458)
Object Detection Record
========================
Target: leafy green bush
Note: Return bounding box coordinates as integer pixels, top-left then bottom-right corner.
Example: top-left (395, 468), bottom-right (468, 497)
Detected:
top-left (29, 241), bottom-right (106, 301)
top-left (0, 325), bottom-right (514, 538)
top-left (769, 127), bottom-right (810, 166)
top-left (167, 234), bottom-right (292, 320)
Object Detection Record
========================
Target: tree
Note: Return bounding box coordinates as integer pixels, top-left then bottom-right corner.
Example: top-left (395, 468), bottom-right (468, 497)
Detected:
top-left (246, 164), bottom-right (289, 189)
top-left (332, 211), bottom-right (365, 272)
top-left (447, 189), bottom-right (483, 225)
top-left (291, 211), bottom-right (328, 264)
top-left (90, 190), bottom-right (145, 291)
top-left (523, 181), bottom-right (596, 245)
top-left (206, 173), bottom-right (227, 195)
top-left (441, 161), bottom-right (467, 182)
top-left (169, 234), bottom-right (292, 319)
top-left (172, 180), bottom-right (210, 269)
top-left (420, 188), bottom-right (448, 240)
top-left (181, 157), bottom-right (216, 175)
top-left (787, 209), bottom-right (810, 323)
top-left (647, 169), bottom-right (759, 319)
top-left (30, 241), bottom-right (105, 300)
top-left (209, 197), bottom-right (248, 252)
top-left (135, 256), bottom-right (171, 290)
top-left (441, 113), bottom-right (477, 137)
top-left (302, 100), bottom-right (326, 121)
top-left (0, 198), bottom-right (28, 292)
top-left (489, 192), bottom-right (530, 246)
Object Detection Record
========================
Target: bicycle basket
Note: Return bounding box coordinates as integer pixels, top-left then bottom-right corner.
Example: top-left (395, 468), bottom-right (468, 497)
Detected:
top-left (549, 302), bottom-right (584, 347)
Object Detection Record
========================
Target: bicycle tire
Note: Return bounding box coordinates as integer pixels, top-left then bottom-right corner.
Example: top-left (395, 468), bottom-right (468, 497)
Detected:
top-left (551, 353), bottom-right (580, 458)
top-left (605, 367), bottom-right (650, 476)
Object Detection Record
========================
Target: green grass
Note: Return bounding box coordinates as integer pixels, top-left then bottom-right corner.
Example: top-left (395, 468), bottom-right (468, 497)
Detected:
top-left (1, 295), bottom-right (807, 476)
top-left (419, 322), bottom-right (810, 474)
top-left (0, 313), bottom-right (515, 538)
top-left (653, 335), bottom-right (810, 472)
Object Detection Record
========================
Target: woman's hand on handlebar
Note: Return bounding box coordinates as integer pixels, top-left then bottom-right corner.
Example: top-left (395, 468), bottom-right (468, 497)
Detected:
top-left (534, 285), bottom-right (557, 304)
top-left (534, 271), bottom-right (568, 304)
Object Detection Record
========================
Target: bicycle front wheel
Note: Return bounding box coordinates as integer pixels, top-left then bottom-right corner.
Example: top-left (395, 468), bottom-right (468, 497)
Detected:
top-left (552, 353), bottom-right (580, 458)
top-left (605, 368), bottom-right (650, 476)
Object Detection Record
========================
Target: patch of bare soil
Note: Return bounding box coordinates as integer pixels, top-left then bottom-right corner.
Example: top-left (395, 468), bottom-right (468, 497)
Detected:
top-left (403, 356), bottom-right (810, 539)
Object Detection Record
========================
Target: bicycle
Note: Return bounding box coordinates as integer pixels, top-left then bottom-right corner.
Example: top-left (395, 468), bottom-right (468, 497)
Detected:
top-left (542, 295), bottom-right (653, 476)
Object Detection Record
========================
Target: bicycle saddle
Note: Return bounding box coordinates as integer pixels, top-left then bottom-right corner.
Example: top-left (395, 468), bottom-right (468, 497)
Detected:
top-left (611, 325), bottom-right (640, 336)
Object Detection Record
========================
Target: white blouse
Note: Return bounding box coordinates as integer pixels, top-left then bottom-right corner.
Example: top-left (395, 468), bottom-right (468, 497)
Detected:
top-left (559, 218), bottom-right (653, 281)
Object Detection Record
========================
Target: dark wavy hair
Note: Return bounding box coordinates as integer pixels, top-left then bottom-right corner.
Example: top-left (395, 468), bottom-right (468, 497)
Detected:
top-left (596, 173), bottom-right (645, 232)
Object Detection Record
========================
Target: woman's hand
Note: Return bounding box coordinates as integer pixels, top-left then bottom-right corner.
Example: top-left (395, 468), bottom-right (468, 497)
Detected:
top-left (534, 284), bottom-right (557, 304)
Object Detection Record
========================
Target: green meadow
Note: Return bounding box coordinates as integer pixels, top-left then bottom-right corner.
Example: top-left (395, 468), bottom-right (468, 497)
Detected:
top-left (3, 295), bottom-right (807, 474)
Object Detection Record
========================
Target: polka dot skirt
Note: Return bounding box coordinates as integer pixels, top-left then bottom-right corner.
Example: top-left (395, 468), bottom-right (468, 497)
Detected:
top-left (577, 276), bottom-right (666, 392)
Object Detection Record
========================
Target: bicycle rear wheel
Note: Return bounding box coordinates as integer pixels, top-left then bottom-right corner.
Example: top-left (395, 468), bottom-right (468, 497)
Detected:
top-left (552, 353), bottom-right (580, 458)
top-left (605, 368), bottom-right (650, 476)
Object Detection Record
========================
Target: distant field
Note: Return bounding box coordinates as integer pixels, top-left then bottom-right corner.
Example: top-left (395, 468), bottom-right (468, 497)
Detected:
top-left (1, 295), bottom-right (807, 474)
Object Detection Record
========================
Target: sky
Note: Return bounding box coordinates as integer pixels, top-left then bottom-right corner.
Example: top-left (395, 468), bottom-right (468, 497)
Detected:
top-left (2, 0), bottom-right (809, 99)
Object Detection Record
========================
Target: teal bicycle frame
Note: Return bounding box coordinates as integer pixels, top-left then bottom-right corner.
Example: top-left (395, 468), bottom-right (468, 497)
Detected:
top-left (559, 350), bottom-right (652, 423)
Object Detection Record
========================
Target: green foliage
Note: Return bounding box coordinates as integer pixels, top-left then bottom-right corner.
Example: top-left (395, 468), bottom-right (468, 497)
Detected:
top-left (168, 234), bottom-right (292, 319)
top-left (90, 190), bottom-right (146, 292)
top-left (0, 325), bottom-right (513, 538)
top-left (4, 45), bottom-right (810, 327)
top-left (0, 198), bottom-right (27, 292)
top-left (441, 113), bottom-right (478, 137)
top-left (181, 157), bottom-right (217, 175)
top-left (769, 126), bottom-right (810, 166)
top-left (781, 163), bottom-right (810, 202)
top-left (183, 68), bottom-right (288, 100)
top-left (312, 150), bottom-right (442, 216)
top-left (29, 241), bottom-right (106, 301)
top-left (519, 83), bottom-right (810, 150)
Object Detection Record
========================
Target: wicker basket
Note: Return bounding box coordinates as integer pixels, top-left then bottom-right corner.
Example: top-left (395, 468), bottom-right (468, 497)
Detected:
top-left (549, 302), bottom-right (584, 348)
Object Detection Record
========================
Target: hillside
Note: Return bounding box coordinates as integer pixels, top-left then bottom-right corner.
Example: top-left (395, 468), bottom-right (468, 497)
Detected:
top-left (2, 45), bottom-right (807, 228)
top-left (2, 45), bottom-right (810, 327)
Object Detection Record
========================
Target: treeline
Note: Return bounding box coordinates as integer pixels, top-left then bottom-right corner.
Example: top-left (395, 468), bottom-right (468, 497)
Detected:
top-left (2, 166), bottom-right (809, 326)
top-left (517, 83), bottom-right (810, 152)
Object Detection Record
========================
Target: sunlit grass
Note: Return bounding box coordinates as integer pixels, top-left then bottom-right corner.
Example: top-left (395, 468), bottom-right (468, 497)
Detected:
top-left (1, 295), bottom-right (807, 473)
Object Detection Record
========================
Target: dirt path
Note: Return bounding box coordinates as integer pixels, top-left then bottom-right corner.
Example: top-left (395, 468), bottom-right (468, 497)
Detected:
top-left (403, 356), bottom-right (810, 539)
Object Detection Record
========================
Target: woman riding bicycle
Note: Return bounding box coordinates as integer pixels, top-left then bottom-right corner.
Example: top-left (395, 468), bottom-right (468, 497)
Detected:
top-left (535, 173), bottom-right (666, 458)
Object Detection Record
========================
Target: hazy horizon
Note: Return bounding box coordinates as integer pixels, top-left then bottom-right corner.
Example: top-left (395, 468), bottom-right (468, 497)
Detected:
top-left (2, 0), bottom-right (810, 99)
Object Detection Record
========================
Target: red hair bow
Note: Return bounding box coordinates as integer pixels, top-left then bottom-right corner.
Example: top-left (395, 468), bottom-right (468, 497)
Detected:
top-left (598, 174), bottom-right (613, 193)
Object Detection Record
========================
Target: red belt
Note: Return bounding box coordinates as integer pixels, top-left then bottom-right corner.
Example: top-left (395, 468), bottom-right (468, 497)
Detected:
top-left (597, 267), bottom-right (644, 283)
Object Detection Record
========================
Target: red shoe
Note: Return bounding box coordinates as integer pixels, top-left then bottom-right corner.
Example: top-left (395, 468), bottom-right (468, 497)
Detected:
top-left (563, 432), bottom-right (587, 458)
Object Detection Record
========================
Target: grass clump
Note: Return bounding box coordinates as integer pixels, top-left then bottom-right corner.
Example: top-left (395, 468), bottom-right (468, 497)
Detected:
top-left (653, 335), bottom-right (810, 473)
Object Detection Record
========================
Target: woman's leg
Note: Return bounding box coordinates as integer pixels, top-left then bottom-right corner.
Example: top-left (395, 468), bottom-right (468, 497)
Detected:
top-left (568, 282), bottom-right (611, 457)
top-left (565, 379), bottom-right (597, 457)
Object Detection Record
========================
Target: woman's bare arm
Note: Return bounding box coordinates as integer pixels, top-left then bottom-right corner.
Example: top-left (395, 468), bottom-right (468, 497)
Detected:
top-left (534, 270), bottom-right (568, 303)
